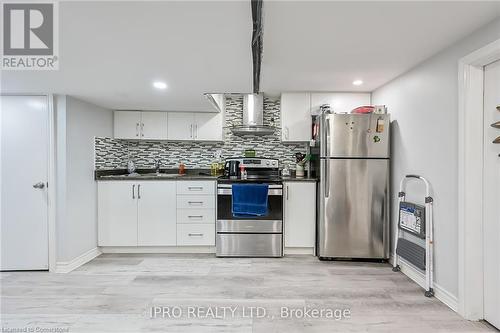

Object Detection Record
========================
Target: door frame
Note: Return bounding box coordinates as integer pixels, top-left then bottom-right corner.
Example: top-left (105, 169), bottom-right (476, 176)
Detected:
top-left (1, 94), bottom-right (57, 272)
top-left (457, 38), bottom-right (500, 320)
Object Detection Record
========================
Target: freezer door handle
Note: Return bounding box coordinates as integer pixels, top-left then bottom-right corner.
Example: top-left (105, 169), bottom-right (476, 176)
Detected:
top-left (321, 113), bottom-right (331, 157)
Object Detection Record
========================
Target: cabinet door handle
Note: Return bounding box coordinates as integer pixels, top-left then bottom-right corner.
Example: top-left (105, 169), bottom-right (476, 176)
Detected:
top-left (141, 123), bottom-right (144, 137)
top-left (188, 215), bottom-right (203, 219)
top-left (188, 186), bottom-right (203, 191)
top-left (136, 123), bottom-right (139, 137)
top-left (190, 124), bottom-right (193, 139)
top-left (286, 185), bottom-right (289, 200)
top-left (132, 184), bottom-right (135, 199)
top-left (188, 201), bottom-right (203, 205)
top-left (195, 124), bottom-right (198, 139)
top-left (188, 233), bottom-right (203, 237)
top-left (137, 184), bottom-right (141, 199)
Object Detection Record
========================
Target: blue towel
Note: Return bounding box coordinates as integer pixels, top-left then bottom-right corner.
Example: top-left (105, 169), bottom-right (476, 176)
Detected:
top-left (232, 184), bottom-right (269, 217)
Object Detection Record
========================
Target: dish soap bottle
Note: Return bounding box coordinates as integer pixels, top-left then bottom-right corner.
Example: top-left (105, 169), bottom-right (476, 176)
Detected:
top-left (240, 165), bottom-right (247, 180)
top-left (127, 160), bottom-right (136, 174)
top-left (178, 162), bottom-right (185, 175)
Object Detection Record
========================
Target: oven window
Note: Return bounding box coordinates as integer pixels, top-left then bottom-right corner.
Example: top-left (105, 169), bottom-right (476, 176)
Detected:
top-left (217, 194), bottom-right (282, 220)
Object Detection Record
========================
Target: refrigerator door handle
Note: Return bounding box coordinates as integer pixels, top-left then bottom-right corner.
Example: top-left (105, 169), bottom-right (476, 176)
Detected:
top-left (322, 159), bottom-right (330, 198)
top-left (323, 114), bottom-right (331, 157)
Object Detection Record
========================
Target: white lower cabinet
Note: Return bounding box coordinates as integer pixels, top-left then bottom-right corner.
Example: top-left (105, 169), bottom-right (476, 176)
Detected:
top-left (98, 181), bottom-right (138, 246)
top-left (176, 180), bottom-right (216, 246)
top-left (177, 209), bottom-right (215, 224)
top-left (177, 224), bottom-right (215, 246)
top-left (284, 181), bottom-right (316, 248)
top-left (137, 181), bottom-right (176, 246)
top-left (98, 180), bottom-right (216, 248)
top-left (98, 181), bottom-right (177, 246)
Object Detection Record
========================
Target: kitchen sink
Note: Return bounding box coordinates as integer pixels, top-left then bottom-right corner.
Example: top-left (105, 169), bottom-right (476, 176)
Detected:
top-left (139, 173), bottom-right (183, 178)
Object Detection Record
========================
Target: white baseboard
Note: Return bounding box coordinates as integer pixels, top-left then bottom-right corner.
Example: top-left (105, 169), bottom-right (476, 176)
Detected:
top-left (99, 246), bottom-right (216, 254)
top-left (55, 247), bottom-right (101, 273)
top-left (391, 255), bottom-right (458, 312)
top-left (284, 247), bottom-right (315, 255)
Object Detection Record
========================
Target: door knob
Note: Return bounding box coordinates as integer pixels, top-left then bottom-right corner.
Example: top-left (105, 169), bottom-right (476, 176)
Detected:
top-left (33, 182), bottom-right (45, 189)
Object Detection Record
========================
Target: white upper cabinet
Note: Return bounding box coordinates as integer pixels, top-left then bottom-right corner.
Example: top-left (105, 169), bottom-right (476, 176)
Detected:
top-left (167, 113), bottom-right (195, 140)
top-left (310, 93), bottom-right (371, 115)
top-left (114, 111), bottom-right (142, 139)
top-left (140, 112), bottom-right (168, 140)
top-left (194, 112), bottom-right (223, 141)
top-left (281, 92), bottom-right (372, 143)
top-left (167, 112), bottom-right (224, 141)
top-left (281, 93), bottom-right (311, 142)
top-left (114, 110), bottom-right (224, 142)
top-left (114, 111), bottom-right (168, 140)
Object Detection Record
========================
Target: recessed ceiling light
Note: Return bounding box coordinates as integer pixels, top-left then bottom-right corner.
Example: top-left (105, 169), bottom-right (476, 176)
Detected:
top-left (153, 81), bottom-right (167, 90)
top-left (352, 80), bottom-right (363, 86)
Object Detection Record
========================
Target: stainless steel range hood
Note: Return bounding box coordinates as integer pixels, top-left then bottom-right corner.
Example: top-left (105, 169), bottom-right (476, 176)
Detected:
top-left (203, 93), bottom-right (225, 113)
top-left (231, 93), bottom-right (275, 136)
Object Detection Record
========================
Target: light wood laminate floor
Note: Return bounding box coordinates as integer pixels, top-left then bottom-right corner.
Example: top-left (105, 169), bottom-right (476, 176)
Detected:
top-left (0, 254), bottom-right (494, 332)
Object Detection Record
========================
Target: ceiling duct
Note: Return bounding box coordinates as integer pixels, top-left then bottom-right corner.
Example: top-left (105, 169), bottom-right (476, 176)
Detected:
top-left (205, 1), bottom-right (274, 136)
top-left (251, 0), bottom-right (263, 93)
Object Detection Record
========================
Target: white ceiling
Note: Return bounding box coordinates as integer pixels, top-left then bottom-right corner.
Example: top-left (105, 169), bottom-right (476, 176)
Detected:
top-left (261, 1), bottom-right (500, 93)
top-left (1, 1), bottom-right (253, 111)
top-left (1, 1), bottom-right (499, 110)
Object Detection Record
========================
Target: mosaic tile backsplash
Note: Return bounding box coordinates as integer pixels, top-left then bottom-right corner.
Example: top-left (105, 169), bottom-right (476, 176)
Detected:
top-left (95, 96), bottom-right (307, 170)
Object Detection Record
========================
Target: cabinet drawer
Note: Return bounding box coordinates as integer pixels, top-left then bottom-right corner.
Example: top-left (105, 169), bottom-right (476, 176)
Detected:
top-left (177, 209), bottom-right (215, 224)
top-left (177, 195), bottom-right (215, 209)
top-left (177, 181), bottom-right (215, 195)
top-left (177, 224), bottom-right (215, 246)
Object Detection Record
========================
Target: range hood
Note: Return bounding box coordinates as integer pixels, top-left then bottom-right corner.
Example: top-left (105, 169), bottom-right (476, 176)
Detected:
top-left (231, 93), bottom-right (275, 136)
top-left (204, 93), bottom-right (225, 113)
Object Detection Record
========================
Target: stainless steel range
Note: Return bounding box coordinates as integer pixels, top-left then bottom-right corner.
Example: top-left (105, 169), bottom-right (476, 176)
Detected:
top-left (216, 157), bottom-right (283, 257)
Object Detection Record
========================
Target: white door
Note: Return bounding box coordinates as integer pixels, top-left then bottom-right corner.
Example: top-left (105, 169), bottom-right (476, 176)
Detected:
top-left (281, 93), bottom-right (311, 142)
top-left (194, 113), bottom-right (223, 141)
top-left (97, 181), bottom-right (138, 246)
top-left (137, 181), bottom-right (177, 246)
top-left (284, 182), bottom-right (316, 248)
top-left (483, 59), bottom-right (500, 329)
top-left (167, 112), bottom-right (194, 140)
top-left (141, 112), bottom-right (168, 140)
top-left (1, 95), bottom-right (49, 270)
top-left (114, 111), bottom-right (141, 139)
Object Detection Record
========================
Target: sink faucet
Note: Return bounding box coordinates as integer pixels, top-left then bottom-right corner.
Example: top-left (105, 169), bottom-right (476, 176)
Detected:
top-left (154, 159), bottom-right (161, 174)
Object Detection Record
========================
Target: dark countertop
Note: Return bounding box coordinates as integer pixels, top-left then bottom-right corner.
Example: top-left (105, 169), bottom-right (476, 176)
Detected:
top-left (95, 168), bottom-right (219, 181)
top-left (281, 176), bottom-right (318, 182)
top-left (95, 169), bottom-right (318, 182)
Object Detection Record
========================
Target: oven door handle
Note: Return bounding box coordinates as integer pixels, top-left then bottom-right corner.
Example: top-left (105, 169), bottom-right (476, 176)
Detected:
top-left (217, 188), bottom-right (282, 196)
top-left (217, 184), bottom-right (283, 189)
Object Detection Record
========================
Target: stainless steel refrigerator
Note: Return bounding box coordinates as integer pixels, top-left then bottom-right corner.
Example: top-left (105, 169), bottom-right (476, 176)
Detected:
top-left (312, 112), bottom-right (390, 260)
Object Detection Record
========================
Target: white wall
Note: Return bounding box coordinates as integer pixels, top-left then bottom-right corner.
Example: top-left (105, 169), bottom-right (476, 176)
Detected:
top-left (372, 18), bottom-right (500, 298)
top-left (56, 96), bottom-right (113, 262)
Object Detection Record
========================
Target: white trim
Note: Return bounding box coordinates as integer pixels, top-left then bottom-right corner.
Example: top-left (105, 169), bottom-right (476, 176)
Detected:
top-left (55, 247), bottom-right (101, 273)
top-left (458, 38), bottom-right (500, 321)
top-left (100, 246), bottom-right (216, 254)
top-left (391, 256), bottom-right (458, 312)
top-left (47, 94), bottom-right (57, 273)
